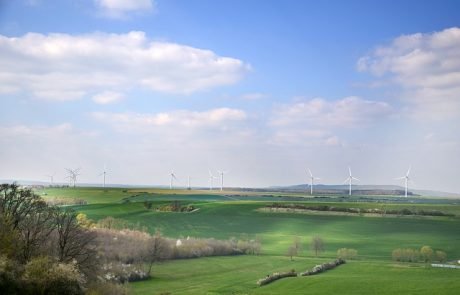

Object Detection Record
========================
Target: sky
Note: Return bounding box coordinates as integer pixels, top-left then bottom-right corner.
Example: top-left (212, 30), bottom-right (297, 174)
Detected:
top-left (0, 0), bottom-right (459, 192)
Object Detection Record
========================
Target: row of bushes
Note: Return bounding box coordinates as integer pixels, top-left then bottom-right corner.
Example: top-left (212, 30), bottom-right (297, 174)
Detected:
top-left (45, 197), bottom-right (88, 206)
top-left (266, 203), bottom-right (454, 217)
top-left (300, 258), bottom-right (346, 276)
top-left (93, 227), bottom-right (261, 283)
top-left (257, 259), bottom-right (346, 287)
top-left (337, 248), bottom-right (358, 260)
top-left (392, 246), bottom-right (447, 263)
top-left (143, 201), bottom-right (196, 213)
top-left (257, 270), bottom-right (297, 286)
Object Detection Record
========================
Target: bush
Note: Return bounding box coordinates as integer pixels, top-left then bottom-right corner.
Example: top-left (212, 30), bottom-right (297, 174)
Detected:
top-left (392, 248), bottom-right (420, 262)
top-left (435, 250), bottom-right (447, 263)
top-left (86, 281), bottom-right (130, 295)
top-left (300, 258), bottom-right (345, 276)
top-left (23, 256), bottom-right (85, 295)
top-left (337, 248), bottom-right (358, 260)
top-left (420, 246), bottom-right (433, 263)
top-left (257, 270), bottom-right (297, 286)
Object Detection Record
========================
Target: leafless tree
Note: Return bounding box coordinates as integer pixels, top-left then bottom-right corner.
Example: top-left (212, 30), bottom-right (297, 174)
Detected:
top-left (0, 183), bottom-right (45, 229)
top-left (18, 202), bottom-right (55, 262)
top-left (143, 231), bottom-right (172, 276)
top-left (53, 208), bottom-right (97, 276)
top-left (311, 236), bottom-right (325, 257)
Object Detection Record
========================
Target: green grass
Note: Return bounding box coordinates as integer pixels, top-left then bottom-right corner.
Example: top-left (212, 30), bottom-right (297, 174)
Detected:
top-left (43, 187), bottom-right (460, 294)
top-left (130, 257), bottom-right (460, 295)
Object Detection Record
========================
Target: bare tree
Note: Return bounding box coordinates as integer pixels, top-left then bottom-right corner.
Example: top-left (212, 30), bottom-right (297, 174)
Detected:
top-left (0, 184), bottom-right (55, 262)
top-left (287, 236), bottom-right (302, 261)
top-left (18, 202), bottom-right (55, 262)
top-left (311, 236), bottom-right (325, 257)
top-left (0, 183), bottom-right (45, 230)
top-left (143, 231), bottom-right (172, 276)
top-left (53, 208), bottom-right (97, 276)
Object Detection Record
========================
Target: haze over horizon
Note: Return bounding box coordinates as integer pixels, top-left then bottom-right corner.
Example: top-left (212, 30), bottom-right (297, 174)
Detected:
top-left (1, 1), bottom-right (459, 193)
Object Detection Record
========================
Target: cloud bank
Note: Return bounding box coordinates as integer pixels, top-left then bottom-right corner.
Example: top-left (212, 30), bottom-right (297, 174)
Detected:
top-left (0, 31), bottom-right (249, 100)
top-left (358, 27), bottom-right (460, 119)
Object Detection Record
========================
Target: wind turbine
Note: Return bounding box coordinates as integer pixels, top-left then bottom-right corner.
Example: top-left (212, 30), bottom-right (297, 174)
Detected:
top-left (307, 169), bottom-right (320, 195)
top-left (187, 175), bottom-right (191, 190)
top-left (343, 167), bottom-right (359, 196)
top-left (65, 168), bottom-right (81, 188)
top-left (395, 166), bottom-right (411, 197)
top-left (99, 164), bottom-right (107, 188)
top-left (217, 170), bottom-right (228, 191)
top-left (170, 171), bottom-right (178, 190)
top-left (45, 173), bottom-right (55, 186)
top-left (208, 170), bottom-right (218, 190)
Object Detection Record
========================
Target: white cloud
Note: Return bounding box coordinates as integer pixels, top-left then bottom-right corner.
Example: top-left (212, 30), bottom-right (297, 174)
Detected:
top-left (271, 96), bottom-right (392, 127)
top-left (358, 27), bottom-right (460, 119)
top-left (267, 96), bottom-right (391, 146)
top-left (92, 91), bottom-right (124, 104)
top-left (92, 107), bottom-right (248, 133)
top-left (0, 31), bottom-right (249, 100)
top-left (240, 93), bottom-right (267, 100)
top-left (94, 0), bottom-right (154, 18)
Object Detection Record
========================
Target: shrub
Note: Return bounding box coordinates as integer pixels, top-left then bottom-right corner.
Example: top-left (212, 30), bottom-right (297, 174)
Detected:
top-left (300, 258), bottom-right (345, 276)
top-left (392, 248), bottom-right (420, 262)
top-left (435, 250), bottom-right (447, 263)
top-left (420, 246), bottom-right (433, 263)
top-left (257, 270), bottom-right (297, 286)
top-left (86, 281), bottom-right (130, 295)
top-left (337, 248), bottom-right (358, 260)
top-left (23, 256), bottom-right (85, 295)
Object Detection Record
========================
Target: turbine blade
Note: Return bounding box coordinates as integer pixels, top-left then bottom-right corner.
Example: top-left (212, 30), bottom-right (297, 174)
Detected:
top-left (352, 177), bottom-right (360, 181)
top-left (342, 178), bottom-right (350, 185)
top-left (406, 166), bottom-right (411, 176)
top-left (348, 166), bottom-right (352, 176)
top-left (308, 169), bottom-right (313, 177)
top-left (395, 176), bottom-right (405, 180)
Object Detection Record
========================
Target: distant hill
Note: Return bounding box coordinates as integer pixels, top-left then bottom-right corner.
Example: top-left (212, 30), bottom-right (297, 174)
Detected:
top-left (269, 184), bottom-right (460, 198)
top-left (2, 179), bottom-right (459, 198)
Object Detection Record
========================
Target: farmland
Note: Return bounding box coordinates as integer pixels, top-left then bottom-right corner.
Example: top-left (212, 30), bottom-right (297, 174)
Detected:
top-left (39, 187), bottom-right (460, 294)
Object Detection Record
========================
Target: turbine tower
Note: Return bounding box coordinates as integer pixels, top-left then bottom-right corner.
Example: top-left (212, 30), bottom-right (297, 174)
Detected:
top-left (343, 167), bottom-right (359, 196)
top-left (46, 173), bottom-right (55, 186)
top-left (65, 168), bottom-right (81, 188)
top-left (99, 164), bottom-right (107, 188)
top-left (217, 170), bottom-right (228, 191)
top-left (170, 171), bottom-right (178, 190)
top-left (307, 169), bottom-right (320, 195)
top-left (208, 170), bottom-right (218, 190)
top-left (395, 166), bottom-right (411, 197)
top-left (187, 175), bottom-right (191, 190)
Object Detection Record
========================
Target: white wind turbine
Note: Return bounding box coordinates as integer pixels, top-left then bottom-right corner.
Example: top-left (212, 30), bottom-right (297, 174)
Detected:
top-left (99, 164), bottom-right (107, 188)
top-left (45, 173), bottom-right (55, 186)
top-left (208, 170), bottom-right (218, 190)
top-left (395, 166), bottom-right (412, 197)
top-left (217, 170), bottom-right (228, 191)
top-left (307, 169), bottom-right (320, 195)
top-left (187, 175), bottom-right (191, 190)
top-left (343, 167), bottom-right (359, 196)
top-left (170, 171), bottom-right (178, 190)
top-left (65, 168), bottom-right (81, 188)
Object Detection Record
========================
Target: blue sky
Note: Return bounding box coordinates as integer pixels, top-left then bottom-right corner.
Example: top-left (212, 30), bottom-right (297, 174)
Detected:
top-left (1, 0), bottom-right (459, 193)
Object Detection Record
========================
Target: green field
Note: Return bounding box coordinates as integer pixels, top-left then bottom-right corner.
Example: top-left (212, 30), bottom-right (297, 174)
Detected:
top-left (39, 187), bottom-right (460, 294)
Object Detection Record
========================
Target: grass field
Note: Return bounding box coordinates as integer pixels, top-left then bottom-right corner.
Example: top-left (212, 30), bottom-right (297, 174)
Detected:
top-left (38, 187), bottom-right (460, 294)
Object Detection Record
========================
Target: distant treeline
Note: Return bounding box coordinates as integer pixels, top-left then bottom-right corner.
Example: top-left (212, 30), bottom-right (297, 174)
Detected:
top-left (265, 203), bottom-right (455, 217)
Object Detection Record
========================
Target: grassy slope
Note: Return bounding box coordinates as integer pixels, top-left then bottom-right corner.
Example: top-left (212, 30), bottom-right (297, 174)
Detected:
top-left (44, 188), bottom-right (460, 294)
top-left (76, 201), bottom-right (460, 258)
top-left (131, 257), bottom-right (459, 295)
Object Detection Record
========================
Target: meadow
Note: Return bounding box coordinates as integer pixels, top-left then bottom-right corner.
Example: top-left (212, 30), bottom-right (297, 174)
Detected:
top-left (40, 187), bottom-right (460, 294)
